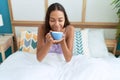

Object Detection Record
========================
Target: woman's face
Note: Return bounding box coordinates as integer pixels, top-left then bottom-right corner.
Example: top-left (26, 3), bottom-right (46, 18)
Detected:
top-left (49, 10), bottom-right (65, 31)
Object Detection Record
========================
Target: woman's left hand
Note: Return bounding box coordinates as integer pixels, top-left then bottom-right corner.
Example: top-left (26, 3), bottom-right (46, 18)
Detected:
top-left (53, 34), bottom-right (65, 44)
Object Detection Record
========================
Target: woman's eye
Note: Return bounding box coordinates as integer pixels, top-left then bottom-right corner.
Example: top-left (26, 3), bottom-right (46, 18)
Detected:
top-left (59, 20), bottom-right (63, 22)
top-left (50, 20), bottom-right (55, 22)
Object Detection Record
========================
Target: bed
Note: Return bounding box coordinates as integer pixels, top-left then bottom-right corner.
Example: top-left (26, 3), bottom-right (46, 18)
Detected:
top-left (0, 28), bottom-right (120, 80)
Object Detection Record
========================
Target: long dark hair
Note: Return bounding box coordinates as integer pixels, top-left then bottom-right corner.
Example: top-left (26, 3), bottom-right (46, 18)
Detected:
top-left (44, 3), bottom-right (70, 36)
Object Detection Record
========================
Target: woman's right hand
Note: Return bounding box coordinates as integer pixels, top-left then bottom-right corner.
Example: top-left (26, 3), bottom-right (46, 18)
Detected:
top-left (45, 32), bottom-right (54, 44)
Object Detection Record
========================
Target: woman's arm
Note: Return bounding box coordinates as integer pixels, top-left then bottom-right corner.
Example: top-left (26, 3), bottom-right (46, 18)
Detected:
top-left (60, 25), bottom-right (74, 62)
top-left (36, 26), bottom-right (52, 61)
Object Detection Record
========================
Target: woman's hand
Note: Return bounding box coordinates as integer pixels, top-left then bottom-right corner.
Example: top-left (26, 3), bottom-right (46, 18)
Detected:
top-left (45, 32), bottom-right (65, 44)
top-left (45, 32), bottom-right (54, 44)
top-left (53, 34), bottom-right (65, 44)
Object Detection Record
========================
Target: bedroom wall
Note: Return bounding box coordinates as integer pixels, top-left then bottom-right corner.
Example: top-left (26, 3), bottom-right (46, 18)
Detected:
top-left (0, 0), bottom-right (12, 62)
top-left (9, 0), bottom-right (118, 39)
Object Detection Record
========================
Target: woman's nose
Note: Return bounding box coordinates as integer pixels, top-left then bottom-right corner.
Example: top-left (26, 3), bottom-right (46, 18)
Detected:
top-left (54, 21), bottom-right (59, 26)
top-left (54, 21), bottom-right (60, 31)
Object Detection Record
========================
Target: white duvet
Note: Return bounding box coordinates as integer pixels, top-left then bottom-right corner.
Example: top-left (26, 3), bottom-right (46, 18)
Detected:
top-left (0, 51), bottom-right (120, 80)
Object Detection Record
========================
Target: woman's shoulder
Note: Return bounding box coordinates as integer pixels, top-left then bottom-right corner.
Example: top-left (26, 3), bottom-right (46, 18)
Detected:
top-left (66, 25), bottom-right (74, 31)
top-left (38, 24), bottom-right (45, 30)
top-left (38, 24), bottom-right (45, 35)
top-left (38, 24), bottom-right (45, 32)
top-left (65, 25), bottom-right (74, 39)
top-left (67, 24), bottom-right (74, 28)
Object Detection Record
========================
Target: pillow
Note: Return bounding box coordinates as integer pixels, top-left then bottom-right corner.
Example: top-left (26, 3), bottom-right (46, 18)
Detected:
top-left (19, 31), bottom-right (37, 54)
top-left (88, 29), bottom-right (109, 58)
top-left (19, 29), bottom-right (89, 55)
top-left (18, 29), bottom-right (108, 58)
top-left (73, 28), bottom-right (90, 56)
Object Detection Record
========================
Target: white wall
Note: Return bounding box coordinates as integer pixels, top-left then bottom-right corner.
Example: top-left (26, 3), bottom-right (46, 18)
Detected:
top-left (10, 0), bottom-right (118, 39)
top-left (11, 0), bottom-right (119, 22)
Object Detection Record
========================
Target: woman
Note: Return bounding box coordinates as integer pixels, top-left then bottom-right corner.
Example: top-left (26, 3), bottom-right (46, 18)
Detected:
top-left (37, 3), bottom-right (74, 62)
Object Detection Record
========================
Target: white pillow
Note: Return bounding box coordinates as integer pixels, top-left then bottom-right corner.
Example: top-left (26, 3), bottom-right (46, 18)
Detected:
top-left (73, 28), bottom-right (90, 56)
top-left (88, 29), bottom-right (109, 58)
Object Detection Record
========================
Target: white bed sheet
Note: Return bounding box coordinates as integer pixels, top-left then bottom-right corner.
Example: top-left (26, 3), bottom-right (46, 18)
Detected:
top-left (0, 51), bottom-right (120, 80)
